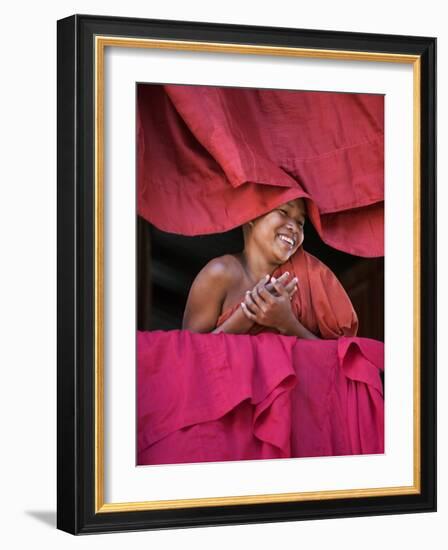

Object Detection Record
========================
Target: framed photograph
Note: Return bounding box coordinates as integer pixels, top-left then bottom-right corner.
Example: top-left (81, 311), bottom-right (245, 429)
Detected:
top-left (57, 14), bottom-right (436, 534)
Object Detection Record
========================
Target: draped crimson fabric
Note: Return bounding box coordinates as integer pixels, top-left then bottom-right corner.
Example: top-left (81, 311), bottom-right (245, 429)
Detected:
top-left (137, 84), bottom-right (384, 257)
top-left (217, 248), bottom-right (358, 337)
top-left (138, 331), bottom-right (384, 465)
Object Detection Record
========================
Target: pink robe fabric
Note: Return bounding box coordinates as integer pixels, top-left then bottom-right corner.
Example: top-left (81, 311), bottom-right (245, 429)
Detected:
top-left (138, 331), bottom-right (384, 465)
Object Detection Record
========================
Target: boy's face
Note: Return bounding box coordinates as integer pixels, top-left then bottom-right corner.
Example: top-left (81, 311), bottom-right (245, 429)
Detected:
top-left (251, 198), bottom-right (306, 263)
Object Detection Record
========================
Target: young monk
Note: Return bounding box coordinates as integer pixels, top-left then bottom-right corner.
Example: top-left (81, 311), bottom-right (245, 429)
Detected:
top-left (182, 198), bottom-right (358, 338)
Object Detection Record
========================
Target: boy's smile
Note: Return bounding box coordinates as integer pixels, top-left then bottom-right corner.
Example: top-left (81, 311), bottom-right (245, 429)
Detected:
top-left (274, 228), bottom-right (300, 260)
top-left (277, 233), bottom-right (297, 249)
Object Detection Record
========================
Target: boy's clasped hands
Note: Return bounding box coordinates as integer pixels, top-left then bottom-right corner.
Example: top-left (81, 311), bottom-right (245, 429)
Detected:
top-left (240, 271), bottom-right (299, 335)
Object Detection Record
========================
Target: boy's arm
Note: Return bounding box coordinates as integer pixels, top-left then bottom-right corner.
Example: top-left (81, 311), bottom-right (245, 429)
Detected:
top-left (182, 258), bottom-right (253, 334)
top-left (278, 316), bottom-right (320, 339)
top-left (211, 303), bottom-right (254, 334)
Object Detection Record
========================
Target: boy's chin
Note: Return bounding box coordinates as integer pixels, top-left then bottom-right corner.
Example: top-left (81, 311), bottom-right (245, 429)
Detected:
top-left (275, 251), bottom-right (295, 264)
top-left (272, 242), bottom-right (300, 264)
top-left (283, 246), bottom-right (300, 259)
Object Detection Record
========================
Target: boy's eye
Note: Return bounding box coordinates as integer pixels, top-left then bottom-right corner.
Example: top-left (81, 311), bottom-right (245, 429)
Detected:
top-left (277, 209), bottom-right (305, 228)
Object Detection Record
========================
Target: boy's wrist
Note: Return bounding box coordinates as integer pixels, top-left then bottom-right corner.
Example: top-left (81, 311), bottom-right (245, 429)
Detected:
top-left (278, 314), bottom-right (301, 336)
top-left (218, 304), bottom-right (254, 334)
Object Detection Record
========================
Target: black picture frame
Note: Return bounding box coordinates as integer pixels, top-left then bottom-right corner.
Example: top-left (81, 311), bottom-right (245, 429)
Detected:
top-left (57, 14), bottom-right (436, 534)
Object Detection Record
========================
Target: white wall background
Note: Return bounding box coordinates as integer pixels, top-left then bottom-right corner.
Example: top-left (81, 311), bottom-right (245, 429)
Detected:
top-left (0, 1), bottom-right (444, 547)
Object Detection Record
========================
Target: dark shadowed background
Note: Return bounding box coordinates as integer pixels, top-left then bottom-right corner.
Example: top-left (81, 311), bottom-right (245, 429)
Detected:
top-left (137, 216), bottom-right (384, 340)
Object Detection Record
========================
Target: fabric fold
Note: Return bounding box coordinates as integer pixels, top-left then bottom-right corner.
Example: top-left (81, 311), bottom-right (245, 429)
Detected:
top-left (276, 248), bottom-right (359, 338)
top-left (137, 84), bottom-right (384, 257)
top-left (138, 331), bottom-right (384, 465)
top-left (137, 330), bottom-right (297, 454)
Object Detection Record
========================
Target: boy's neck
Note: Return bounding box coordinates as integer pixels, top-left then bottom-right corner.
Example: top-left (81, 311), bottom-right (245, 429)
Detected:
top-left (240, 249), bottom-right (277, 284)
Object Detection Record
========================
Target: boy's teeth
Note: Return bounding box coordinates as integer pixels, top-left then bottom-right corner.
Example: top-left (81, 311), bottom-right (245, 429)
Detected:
top-left (279, 235), bottom-right (294, 246)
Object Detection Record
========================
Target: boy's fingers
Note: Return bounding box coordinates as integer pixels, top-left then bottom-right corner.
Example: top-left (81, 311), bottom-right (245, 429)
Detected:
top-left (274, 272), bottom-right (290, 285)
top-left (284, 277), bottom-right (299, 294)
top-left (245, 291), bottom-right (259, 314)
top-left (257, 285), bottom-right (274, 304)
top-left (272, 280), bottom-right (288, 297)
top-left (255, 277), bottom-right (270, 301)
top-left (241, 302), bottom-right (256, 320)
top-left (265, 281), bottom-right (274, 293)
top-left (252, 275), bottom-right (269, 298)
top-left (249, 289), bottom-right (265, 310)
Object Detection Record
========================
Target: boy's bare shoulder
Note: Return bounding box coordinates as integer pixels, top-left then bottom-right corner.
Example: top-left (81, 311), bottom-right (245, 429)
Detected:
top-left (197, 254), bottom-right (243, 283)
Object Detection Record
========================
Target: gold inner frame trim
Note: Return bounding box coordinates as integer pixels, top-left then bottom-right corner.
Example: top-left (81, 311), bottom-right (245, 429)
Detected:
top-left (413, 57), bottom-right (422, 494)
top-left (94, 35), bottom-right (421, 513)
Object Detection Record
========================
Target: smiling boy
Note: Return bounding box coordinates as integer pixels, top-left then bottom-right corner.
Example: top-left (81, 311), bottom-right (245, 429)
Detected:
top-left (182, 198), bottom-right (358, 339)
